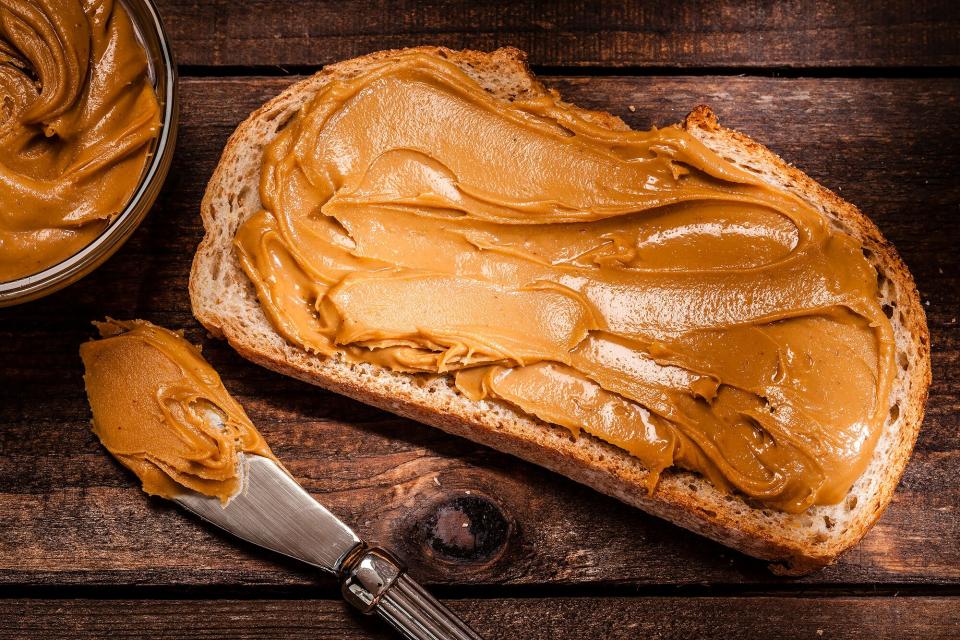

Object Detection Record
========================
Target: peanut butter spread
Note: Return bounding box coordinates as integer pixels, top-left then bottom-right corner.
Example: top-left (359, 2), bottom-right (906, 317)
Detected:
top-left (80, 319), bottom-right (277, 503)
top-left (0, 0), bottom-right (160, 281)
top-left (235, 52), bottom-right (895, 512)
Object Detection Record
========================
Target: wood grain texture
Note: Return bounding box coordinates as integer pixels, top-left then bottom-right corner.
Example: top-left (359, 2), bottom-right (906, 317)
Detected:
top-left (156, 0), bottom-right (960, 69)
top-left (0, 77), bottom-right (956, 590)
top-left (6, 597), bottom-right (960, 639)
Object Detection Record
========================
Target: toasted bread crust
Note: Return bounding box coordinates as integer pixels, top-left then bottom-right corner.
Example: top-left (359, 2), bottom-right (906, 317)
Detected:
top-left (190, 47), bottom-right (930, 575)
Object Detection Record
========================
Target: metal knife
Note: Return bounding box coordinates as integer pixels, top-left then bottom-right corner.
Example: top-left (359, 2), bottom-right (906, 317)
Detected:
top-left (174, 453), bottom-right (482, 640)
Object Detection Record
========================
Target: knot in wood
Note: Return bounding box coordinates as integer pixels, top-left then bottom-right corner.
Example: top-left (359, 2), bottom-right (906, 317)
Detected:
top-left (419, 494), bottom-right (510, 563)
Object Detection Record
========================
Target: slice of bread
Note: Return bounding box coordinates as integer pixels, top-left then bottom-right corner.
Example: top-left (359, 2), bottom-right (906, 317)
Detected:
top-left (189, 47), bottom-right (931, 575)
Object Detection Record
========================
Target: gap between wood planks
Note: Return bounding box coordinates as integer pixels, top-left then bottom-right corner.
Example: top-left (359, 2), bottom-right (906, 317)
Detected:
top-left (3, 582), bottom-right (960, 601)
top-left (175, 63), bottom-right (960, 79)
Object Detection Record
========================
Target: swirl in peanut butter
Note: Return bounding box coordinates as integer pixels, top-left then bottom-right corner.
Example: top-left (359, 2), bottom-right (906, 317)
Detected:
top-left (80, 319), bottom-right (277, 503)
top-left (0, 0), bottom-right (160, 281)
top-left (235, 52), bottom-right (895, 512)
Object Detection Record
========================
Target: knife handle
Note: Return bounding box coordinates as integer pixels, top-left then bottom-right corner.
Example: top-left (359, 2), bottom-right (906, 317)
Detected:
top-left (340, 546), bottom-right (483, 640)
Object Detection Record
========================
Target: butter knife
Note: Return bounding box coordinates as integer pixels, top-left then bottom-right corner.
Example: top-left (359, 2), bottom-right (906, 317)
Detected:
top-left (173, 453), bottom-right (482, 640)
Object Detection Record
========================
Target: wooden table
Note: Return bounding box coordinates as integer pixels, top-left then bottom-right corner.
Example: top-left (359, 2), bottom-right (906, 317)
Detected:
top-left (3, 2), bottom-right (959, 638)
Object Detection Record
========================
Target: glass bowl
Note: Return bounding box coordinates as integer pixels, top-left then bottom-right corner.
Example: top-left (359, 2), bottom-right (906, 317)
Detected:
top-left (0, 0), bottom-right (179, 307)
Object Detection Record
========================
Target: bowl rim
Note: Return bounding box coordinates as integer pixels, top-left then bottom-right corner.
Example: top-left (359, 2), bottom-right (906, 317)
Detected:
top-left (0, 0), bottom-right (178, 305)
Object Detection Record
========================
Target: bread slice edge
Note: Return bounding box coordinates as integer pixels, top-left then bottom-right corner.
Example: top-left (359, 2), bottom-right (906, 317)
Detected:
top-left (189, 46), bottom-right (931, 575)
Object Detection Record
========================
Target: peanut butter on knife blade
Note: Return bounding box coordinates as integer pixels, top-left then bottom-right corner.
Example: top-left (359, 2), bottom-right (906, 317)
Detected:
top-left (80, 319), bottom-right (277, 503)
top-left (0, 0), bottom-right (160, 281)
top-left (234, 52), bottom-right (895, 513)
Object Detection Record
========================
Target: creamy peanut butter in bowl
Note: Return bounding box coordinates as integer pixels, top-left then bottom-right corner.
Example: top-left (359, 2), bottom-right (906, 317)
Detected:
top-left (0, 0), bottom-right (177, 305)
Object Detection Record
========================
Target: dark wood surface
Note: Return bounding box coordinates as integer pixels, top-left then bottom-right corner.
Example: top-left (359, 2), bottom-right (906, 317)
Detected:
top-left (157, 0), bottom-right (960, 69)
top-left (3, 2), bottom-right (959, 638)
top-left (5, 597), bottom-right (960, 639)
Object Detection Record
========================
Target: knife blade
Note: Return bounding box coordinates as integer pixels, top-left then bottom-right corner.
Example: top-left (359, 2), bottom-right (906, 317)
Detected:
top-left (174, 454), bottom-right (360, 572)
top-left (172, 453), bottom-right (482, 640)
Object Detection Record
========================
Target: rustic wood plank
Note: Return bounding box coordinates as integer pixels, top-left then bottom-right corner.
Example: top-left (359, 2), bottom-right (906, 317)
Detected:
top-left (0, 76), bottom-right (956, 588)
top-left (156, 0), bottom-right (960, 69)
top-left (5, 597), bottom-right (960, 639)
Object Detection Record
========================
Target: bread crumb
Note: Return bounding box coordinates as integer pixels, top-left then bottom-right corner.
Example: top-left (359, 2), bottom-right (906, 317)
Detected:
top-left (628, 105), bottom-right (636, 112)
